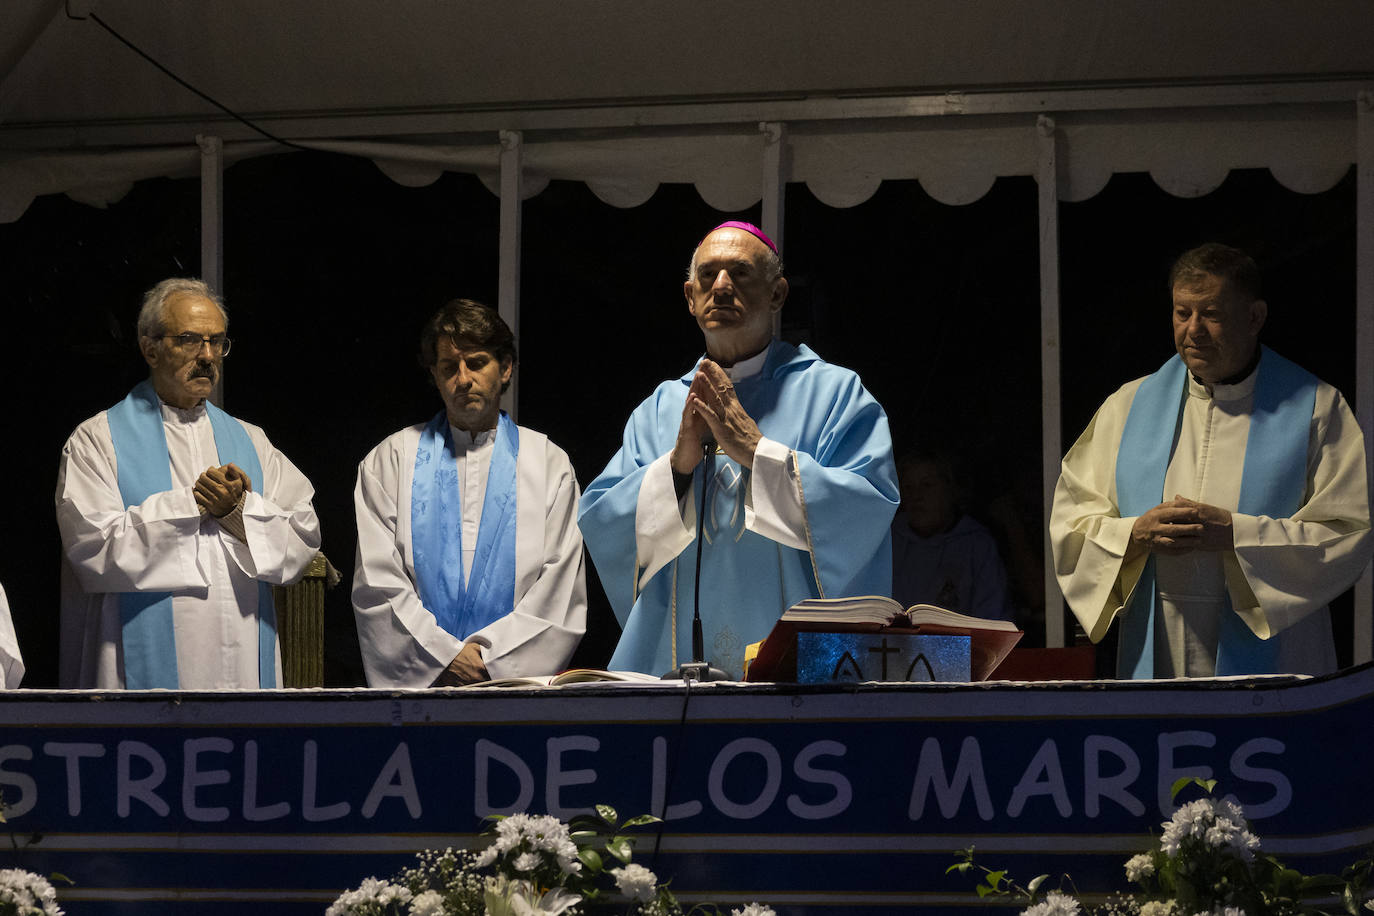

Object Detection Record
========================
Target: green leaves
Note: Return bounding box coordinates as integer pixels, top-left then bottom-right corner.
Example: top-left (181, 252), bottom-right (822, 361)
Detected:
top-left (577, 847), bottom-right (603, 874)
top-left (946, 847), bottom-right (1049, 904)
top-left (1169, 776), bottom-right (1218, 802)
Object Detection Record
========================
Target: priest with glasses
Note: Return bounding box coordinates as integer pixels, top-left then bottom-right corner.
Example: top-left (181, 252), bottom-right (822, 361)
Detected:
top-left (57, 278), bottom-right (321, 689)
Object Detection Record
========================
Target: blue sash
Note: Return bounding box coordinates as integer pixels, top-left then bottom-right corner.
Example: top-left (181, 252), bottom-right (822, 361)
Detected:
top-left (1115, 348), bottom-right (1316, 677)
top-left (411, 411), bottom-right (520, 642)
top-left (106, 380), bottom-right (276, 689)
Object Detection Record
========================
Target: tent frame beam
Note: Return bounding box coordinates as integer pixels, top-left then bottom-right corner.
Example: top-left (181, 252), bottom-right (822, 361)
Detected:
top-left (5, 78), bottom-right (1373, 149)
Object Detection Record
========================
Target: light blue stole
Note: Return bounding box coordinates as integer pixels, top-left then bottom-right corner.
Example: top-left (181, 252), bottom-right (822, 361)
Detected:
top-left (1115, 348), bottom-right (1316, 677)
top-left (106, 380), bottom-right (276, 689)
top-left (411, 411), bottom-right (520, 642)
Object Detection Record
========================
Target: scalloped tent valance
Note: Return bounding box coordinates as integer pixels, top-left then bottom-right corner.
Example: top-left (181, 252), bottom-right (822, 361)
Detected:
top-left (0, 100), bottom-right (1362, 222)
top-left (2, 0), bottom-right (1371, 221)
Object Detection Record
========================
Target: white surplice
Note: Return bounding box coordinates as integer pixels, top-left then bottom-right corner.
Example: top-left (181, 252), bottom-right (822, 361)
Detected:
top-left (1051, 362), bottom-right (1373, 676)
top-left (0, 582), bottom-right (23, 689)
top-left (56, 400), bottom-right (322, 689)
top-left (352, 421), bottom-right (587, 687)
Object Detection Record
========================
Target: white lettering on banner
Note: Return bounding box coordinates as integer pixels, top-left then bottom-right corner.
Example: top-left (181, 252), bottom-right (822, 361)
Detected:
top-left (786, 740), bottom-right (851, 820)
top-left (118, 741), bottom-right (169, 818)
top-left (708, 738), bottom-right (782, 819)
top-left (184, 737), bottom-right (234, 822)
top-left (475, 738), bottom-right (534, 817)
top-left (42, 742), bottom-right (105, 816)
top-left (362, 743), bottom-right (421, 819)
top-left (1229, 739), bottom-right (1290, 819)
top-left (0, 745), bottom-right (37, 818)
top-left (907, 731), bottom-right (1287, 822)
top-left (1008, 739), bottom-right (1073, 817)
top-left (1157, 731), bottom-right (1216, 815)
top-left (651, 736), bottom-right (703, 821)
top-left (0, 729), bottom-right (1294, 829)
top-left (243, 740), bottom-right (291, 821)
top-left (546, 736), bottom-right (599, 820)
top-left (1084, 735), bottom-right (1145, 817)
top-left (303, 740), bottom-right (351, 822)
top-left (909, 736), bottom-right (995, 821)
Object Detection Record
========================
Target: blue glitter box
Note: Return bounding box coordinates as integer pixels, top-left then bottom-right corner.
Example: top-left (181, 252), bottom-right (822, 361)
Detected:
top-left (795, 631), bottom-right (972, 683)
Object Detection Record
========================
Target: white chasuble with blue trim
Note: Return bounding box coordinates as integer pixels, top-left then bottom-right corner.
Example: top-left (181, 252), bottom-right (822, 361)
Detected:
top-left (410, 411), bottom-right (520, 642)
top-left (105, 381), bottom-right (277, 689)
top-left (1115, 348), bottom-right (1316, 678)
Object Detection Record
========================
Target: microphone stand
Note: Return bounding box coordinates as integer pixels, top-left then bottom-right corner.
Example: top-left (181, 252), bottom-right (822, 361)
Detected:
top-left (662, 439), bottom-right (731, 683)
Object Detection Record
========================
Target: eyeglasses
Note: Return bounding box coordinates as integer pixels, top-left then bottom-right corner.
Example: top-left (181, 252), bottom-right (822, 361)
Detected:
top-left (160, 333), bottom-right (232, 356)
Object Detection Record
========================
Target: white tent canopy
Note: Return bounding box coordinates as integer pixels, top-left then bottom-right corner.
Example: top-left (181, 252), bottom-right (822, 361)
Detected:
top-left (3, 0), bottom-right (1371, 653)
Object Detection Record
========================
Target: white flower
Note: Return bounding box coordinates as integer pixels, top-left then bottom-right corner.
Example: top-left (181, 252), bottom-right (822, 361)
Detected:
top-left (1124, 853), bottom-right (1155, 883)
top-left (326, 877), bottom-right (412, 916)
top-left (1364, 899), bottom-right (1374, 912)
top-left (730, 905), bottom-right (777, 916)
top-left (475, 845), bottom-right (500, 868)
top-left (529, 886), bottom-right (581, 915)
top-left (1139, 901), bottom-right (1177, 916)
top-left (1022, 890), bottom-right (1081, 916)
top-left (408, 889), bottom-right (446, 916)
top-left (1159, 796), bottom-right (1259, 863)
top-left (0, 868), bottom-right (63, 916)
top-left (485, 875), bottom-right (580, 916)
top-left (555, 847), bottom-right (583, 876)
top-left (513, 851), bottom-right (542, 873)
top-left (611, 863), bottom-right (658, 902)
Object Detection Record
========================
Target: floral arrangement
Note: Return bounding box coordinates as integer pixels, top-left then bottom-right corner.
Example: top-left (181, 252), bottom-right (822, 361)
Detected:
top-left (327, 806), bottom-right (773, 916)
top-left (0, 795), bottom-right (64, 916)
top-left (0, 870), bottom-right (64, 916)
top-left (951, 780), bottom-right (1373, 916)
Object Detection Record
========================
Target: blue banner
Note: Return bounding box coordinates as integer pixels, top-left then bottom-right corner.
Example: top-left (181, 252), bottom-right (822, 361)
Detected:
top-left (3, 666), bottom-right (1372, 914)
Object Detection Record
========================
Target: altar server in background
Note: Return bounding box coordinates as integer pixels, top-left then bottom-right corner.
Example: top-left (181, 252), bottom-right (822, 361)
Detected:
top-left (353, 299), bottom-right (586, 687)
top-left (57, 278), bottom-right (321, 689)
top-left (579, 221), bottom-right (899, 679)
top-left (1051, 243), bottom-right (1372, 677)
top-left (890, 449), bottom-right (1013, 621)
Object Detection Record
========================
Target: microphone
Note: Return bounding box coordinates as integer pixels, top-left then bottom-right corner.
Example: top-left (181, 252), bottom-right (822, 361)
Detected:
top-left (661, 436), bottom-right (730, 682)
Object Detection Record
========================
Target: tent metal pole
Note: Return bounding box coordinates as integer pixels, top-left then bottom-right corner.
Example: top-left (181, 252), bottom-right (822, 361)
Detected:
top-left (1036, 115), bottom-right (1065, 649)
top-left (499, 129), bottom-right (523, 423)
top-left (197, 133), bottom-right (225, 408)
top-left (1355, 92), bottom-right (1373, 665)
top-left (761, 121), bottom-right (787, 341)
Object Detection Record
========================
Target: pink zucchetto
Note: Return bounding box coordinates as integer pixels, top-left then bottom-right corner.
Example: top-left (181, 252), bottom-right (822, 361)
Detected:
top-left (706, 220), bottom-right (778, 254)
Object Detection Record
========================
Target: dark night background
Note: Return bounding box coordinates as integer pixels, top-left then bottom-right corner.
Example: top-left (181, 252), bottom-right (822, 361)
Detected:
top-left (0, 150), bottom-right (1358, 686)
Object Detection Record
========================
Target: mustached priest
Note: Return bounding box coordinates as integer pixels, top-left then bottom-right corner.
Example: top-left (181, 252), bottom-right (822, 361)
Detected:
top-left (57, 278), bottom-right (321, 689)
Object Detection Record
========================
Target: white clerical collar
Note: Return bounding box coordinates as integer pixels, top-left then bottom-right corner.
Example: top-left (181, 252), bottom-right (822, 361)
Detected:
top-left (159, 399), bottom-right (207, 424)
top-left (1188, 354), bottom-right (1260, 402)
top-left (722, 342), bottom-right (771, 382)
top-left (450, 424), bottom-right (496, 448)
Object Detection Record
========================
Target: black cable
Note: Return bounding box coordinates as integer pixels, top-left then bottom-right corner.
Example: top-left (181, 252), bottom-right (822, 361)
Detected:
top-left (650, 677), bottom-right (694, 868)
top-left (691, 445), bottom-right (712, 662)
top-left (66, 3), bottom-right (308, 151)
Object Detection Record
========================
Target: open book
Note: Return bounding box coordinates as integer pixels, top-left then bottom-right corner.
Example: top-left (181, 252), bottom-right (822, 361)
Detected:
top-left (745, 596), bottom-right (1022, 682)
top-left (468, 669), bottom-right (666, 688)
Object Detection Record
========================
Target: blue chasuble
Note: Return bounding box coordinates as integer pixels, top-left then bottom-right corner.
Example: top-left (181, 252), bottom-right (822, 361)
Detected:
top-left (410, 411), bottom-right (520, 642)
top-left (105, 381), bottom-right (276, 689)
top-left (579, 342), bottom-right (899, 679)
top-left (1115, 348), bottom-right (1317, 678)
